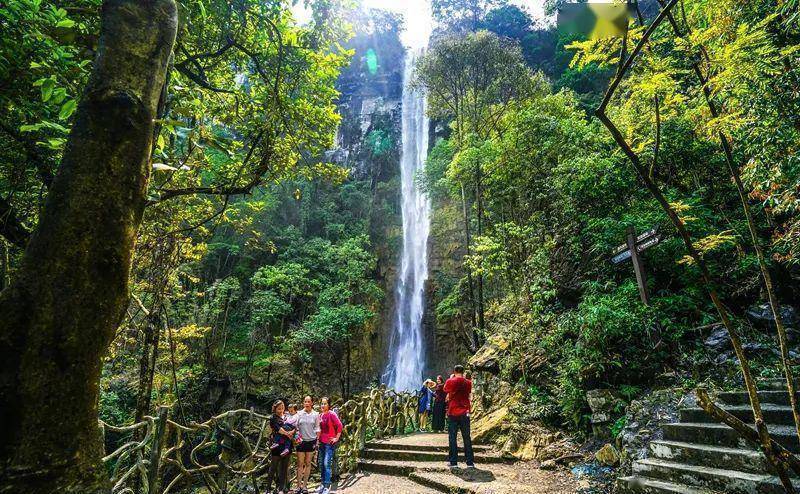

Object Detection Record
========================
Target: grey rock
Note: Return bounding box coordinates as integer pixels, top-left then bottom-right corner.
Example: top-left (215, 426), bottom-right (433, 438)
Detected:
top-left (704, 327), bottom-right (730, 352)
top-left (586, 389), bottom-right (618, 415)
top-left (746, 303), bottom-right (799, 330)
top-left (617, 388), bottom-right (683, 474)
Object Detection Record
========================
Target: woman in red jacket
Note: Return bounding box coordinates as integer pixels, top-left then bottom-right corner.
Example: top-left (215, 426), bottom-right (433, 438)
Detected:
top-left (316, 397), bottom-right (342, 494)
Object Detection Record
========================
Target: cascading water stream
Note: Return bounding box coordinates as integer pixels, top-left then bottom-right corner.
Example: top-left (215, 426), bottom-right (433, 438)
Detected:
top-left (384, 48), bottom-right (431, 392)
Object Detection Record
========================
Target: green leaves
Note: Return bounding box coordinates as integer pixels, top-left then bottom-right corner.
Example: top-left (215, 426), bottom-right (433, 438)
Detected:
top-left (55, 18), bottom-right (76, 28)
top-left (34, 77), bottom-right (56, 102)
top-left (58, 99), bottom-right (76, 120)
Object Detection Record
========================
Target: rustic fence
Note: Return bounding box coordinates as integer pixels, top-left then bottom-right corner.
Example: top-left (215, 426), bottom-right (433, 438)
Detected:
top-left (102, 386), bottom-right (420, 494)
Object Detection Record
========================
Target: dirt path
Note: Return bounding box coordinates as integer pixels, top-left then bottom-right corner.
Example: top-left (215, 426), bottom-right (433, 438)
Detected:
top-left (334, 464), bottom-right (579, 493)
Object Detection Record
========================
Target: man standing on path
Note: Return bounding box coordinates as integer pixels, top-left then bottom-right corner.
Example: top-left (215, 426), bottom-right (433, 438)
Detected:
top-left (443, 365), bottom-right (475, 469)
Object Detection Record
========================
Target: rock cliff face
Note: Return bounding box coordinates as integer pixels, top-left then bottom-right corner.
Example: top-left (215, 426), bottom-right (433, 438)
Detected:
top-left (425, 197), bottom-right (472, 377)
top-left (328, 10), bottom-right (405, 386)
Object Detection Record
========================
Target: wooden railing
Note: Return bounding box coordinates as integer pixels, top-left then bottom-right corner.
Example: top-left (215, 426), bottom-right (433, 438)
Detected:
top-left (102, 385), bottom-right (420, 494)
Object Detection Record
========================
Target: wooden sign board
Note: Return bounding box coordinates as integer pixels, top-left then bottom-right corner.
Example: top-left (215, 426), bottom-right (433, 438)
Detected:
top-left (610, 226), bottom-right (663, 305)
top-left (612, 228), bottom-right (659, 260)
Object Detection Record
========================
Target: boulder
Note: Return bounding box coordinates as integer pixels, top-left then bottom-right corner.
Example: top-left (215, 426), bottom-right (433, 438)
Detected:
top-left (472, 406), bottom-right (512, 444)
top-left (586, 389), bottom-right (620, 436)
top-left (469, 335), bottom-right (510, 374)
top-left (595, 443), bottom-right (620, 467)
top-left (704, 326), bottom-right (731, 352)
top-left (746, 303), bottom-right (799, 331)
top-left (713, 342), bottom-right (800, 366)
top-left (586, 389), bottom-right (617, 413)
top-left (502, 427), bottom-right (560, 461)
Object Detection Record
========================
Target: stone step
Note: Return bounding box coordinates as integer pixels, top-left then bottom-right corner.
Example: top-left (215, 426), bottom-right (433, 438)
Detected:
top-left (364, 441), bottom-right (491, 453)
top-left (717, 390), bottom-right (799, 406)
top-left (760, 379), bottom-right (796, 392)
top-left (633, 458), bottom-right (795, 494)
top-left (361, 448), bottom-right (506, 464)
top-left (649, 440), bottom-right (773, 475)
top-left (617, 476), bottom-right (720, 494)
top-left (408, 472), bottom-right (474, 494)
top-left (679, 404), bottom-right (795, 425)
top-left (662, 422), bottom-right (800, 452)
top-left (357, 459), bottom-right (427, 476)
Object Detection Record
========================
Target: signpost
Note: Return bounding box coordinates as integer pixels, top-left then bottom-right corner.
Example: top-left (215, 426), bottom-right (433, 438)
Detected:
top-left (611, 226), bottom-right (662, 305)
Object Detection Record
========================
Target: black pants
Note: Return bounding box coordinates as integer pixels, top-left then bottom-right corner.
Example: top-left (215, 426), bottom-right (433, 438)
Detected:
top-left (447, 414), bottom-right (474, 466)
top-left (267, 453), bottom-right (291, 491)
top-left (432, 400), bottom-right (446, 431)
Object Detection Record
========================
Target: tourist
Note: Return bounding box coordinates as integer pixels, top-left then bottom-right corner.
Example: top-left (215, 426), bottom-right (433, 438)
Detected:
top-left (432, 375), bottom-right (447, 432)
top-left (317, 397), bottom-right (343, 494)
top-left (417, 379), bottom-right (434, 431)
top-left (266, 400), bottom-right (293, 494)
top-left (295, 396), bottom-right (320, 494)
top-left (443, 365), bottom-right (475, 469)
top-left (271, 403), bottom-right (299, 457)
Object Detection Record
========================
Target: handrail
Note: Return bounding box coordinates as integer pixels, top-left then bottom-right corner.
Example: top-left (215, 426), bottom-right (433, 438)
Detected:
top-left (101, 385), bottom-right (421, 494)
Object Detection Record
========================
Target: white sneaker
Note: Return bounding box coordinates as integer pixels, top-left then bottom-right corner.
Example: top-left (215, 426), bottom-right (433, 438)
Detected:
top-left (321, 488), bottom-right (330, 494)
top-left (316, 486), bottom-right (325, 494)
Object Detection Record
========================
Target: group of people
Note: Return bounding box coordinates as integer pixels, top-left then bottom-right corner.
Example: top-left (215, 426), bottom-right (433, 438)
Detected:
top-left (265, 366), bottom-right (475, 494)
top-left (417, 365), bottom-right (475, 468)
top-left (266, 395), bottom-right (342, 494)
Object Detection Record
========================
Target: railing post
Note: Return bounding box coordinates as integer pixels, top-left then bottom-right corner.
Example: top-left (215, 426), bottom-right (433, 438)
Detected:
top-left (217, 414), bottom-right (236, 494)
top-left (147, 405), bottom-right (170, 494)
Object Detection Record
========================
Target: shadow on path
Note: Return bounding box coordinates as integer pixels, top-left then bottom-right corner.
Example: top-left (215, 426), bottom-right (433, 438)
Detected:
top-left (450, 467), bottom-right (496, 483)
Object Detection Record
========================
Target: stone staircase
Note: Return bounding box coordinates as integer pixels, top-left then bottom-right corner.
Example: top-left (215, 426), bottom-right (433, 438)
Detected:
top-left (619, 380), bottom-right (800, 493)
top-left (356, 434), bottom-right (510, 493)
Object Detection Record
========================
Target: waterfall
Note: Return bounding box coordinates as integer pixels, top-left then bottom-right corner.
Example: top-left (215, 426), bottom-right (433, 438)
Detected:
top-left (384, 48), bottom-right (431, 392)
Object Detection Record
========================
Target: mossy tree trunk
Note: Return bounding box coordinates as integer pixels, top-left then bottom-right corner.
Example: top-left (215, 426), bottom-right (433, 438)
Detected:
top-left (0, 1), bottom-right (178, 493)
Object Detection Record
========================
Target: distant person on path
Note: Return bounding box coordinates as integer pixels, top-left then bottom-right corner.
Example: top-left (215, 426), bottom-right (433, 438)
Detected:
top-left (432, 375), bottom-right (447, 432)
top-left (418, 379), bottom-right (435, 431)
top-left (266, 400), bottom-right (293, 494)
top-left (295, 396), bottom-right (321, 494)
top-left (317, 397), bottom-right (343, 494)
top-left (444, 365), bottom-right (475, 469)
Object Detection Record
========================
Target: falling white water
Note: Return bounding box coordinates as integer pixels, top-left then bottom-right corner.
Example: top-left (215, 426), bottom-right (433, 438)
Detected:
top-left (384, 48), bottom-right (431, 392)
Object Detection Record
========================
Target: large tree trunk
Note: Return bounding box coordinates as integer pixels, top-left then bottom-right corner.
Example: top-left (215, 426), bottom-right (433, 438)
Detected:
top-left (0, 1), bottom-right (178, 493)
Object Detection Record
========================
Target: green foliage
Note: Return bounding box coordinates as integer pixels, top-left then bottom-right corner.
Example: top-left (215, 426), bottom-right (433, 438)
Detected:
top-left (5, 0), bottom-right (798, 437)
top-left (611, 416), bottom-right (627, 439)
top-left (544, 283), bottom-right (658, 426)
top-left (415, 30), bottom-right (543, 141)
top-left (431, 0), bottom-right (508, 32)
top-left (526, 385), bottom-right (560, 423)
